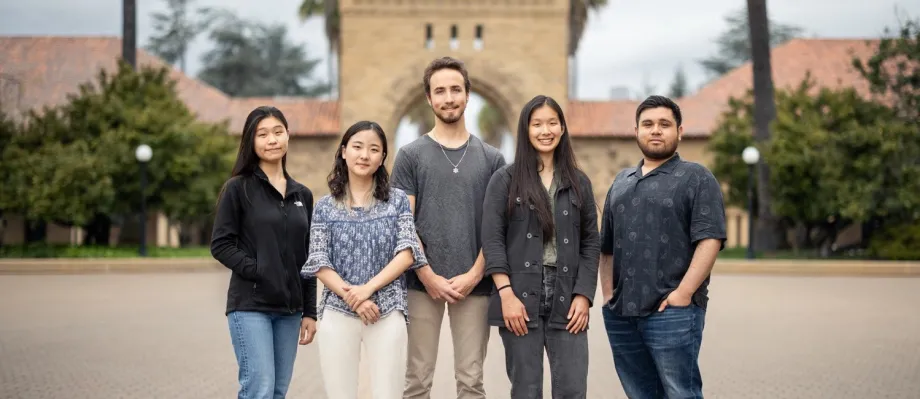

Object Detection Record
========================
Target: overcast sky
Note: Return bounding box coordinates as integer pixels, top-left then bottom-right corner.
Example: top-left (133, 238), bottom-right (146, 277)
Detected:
top-left (1, 0), bottom-right (916, 154)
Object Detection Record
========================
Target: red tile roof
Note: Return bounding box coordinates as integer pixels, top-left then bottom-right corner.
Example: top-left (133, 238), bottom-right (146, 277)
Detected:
top-left (568, 38), bottom-right (881, 137)
top-left (1, 37), bottom-right (881, 139)
top-left (229, 97), bottom-right (339, 136)
top-left (0, 36), bottom-right (338, 136)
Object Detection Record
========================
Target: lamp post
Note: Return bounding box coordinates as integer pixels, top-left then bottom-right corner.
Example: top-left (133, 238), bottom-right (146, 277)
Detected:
top-left (742, 146), bottom-right (760, 260)
top-left (135, 144), bottom-right (152, 257)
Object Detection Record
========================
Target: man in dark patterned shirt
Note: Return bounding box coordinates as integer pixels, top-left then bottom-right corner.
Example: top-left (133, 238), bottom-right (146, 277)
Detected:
top-left (599, 95), bottom-right (726, 399)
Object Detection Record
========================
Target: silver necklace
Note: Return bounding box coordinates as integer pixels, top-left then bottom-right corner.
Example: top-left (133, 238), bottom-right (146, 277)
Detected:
top-left (431, 132), bottom-right (470, 174)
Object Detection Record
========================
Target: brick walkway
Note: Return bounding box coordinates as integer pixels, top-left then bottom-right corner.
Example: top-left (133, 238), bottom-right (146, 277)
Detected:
top-left (1, 272), bottom-right (918, 398)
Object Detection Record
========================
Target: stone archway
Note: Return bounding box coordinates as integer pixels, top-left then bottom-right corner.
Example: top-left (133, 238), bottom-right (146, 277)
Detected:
top-left (337, 0), bottom-right (569, 163)
top-left (383, 65), bottom-right (522, 152)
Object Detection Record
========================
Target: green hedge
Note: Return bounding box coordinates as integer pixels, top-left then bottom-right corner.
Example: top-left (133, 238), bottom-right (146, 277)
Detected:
top-left (869, 222), bottom-right (920, 261)
top-left (0, 244), bottom-right (211, 258)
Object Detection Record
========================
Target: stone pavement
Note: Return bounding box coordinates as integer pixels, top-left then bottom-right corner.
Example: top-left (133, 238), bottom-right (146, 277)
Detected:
top-left (1, 272), bottom-right (918, 399)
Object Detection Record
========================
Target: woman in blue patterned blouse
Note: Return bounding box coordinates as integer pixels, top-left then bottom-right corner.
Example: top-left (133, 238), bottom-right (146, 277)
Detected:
top-left (301, 120), bottom-right (426, 399)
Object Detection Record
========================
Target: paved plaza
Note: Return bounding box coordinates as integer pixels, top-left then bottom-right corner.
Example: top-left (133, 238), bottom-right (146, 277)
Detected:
top-left (1, 271), bottom-right (918, 398)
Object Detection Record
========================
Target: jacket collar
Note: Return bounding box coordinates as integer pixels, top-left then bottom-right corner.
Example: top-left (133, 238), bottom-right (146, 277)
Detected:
top-left (253, 165), bottom-right (302, 197)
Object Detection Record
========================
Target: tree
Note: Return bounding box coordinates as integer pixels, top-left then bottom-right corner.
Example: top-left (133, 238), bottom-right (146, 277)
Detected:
top-left (199, 13), bottom-right (330, 97)
top-left (709, 75), bottom-right (920, 256)
top-left (477, 102), bottom-right (506, 148)
top-left (2, 61), bottom-right (236, 245)
top-left (668, 65), bottom-right (689, 98)
top-left (145, 0), bottom-right (215, 72)
top-left (747, 0), bottom-right (786, 251)
top-left (853, 17), bottom-right (920, 122)
top-left (700, 7), bottom-right (803, 78)
top-left (298, 0), bottom-right (339, 97)
top-left (569, 0), bottom-right (609, 56)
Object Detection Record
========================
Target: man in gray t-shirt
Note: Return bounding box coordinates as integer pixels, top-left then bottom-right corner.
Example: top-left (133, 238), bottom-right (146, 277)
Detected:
top-left (392, 56), bottom-right (506, 399)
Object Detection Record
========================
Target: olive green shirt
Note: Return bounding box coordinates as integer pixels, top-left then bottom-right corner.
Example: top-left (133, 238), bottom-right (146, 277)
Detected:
top-left (543, 176), bottom-right (558, 267)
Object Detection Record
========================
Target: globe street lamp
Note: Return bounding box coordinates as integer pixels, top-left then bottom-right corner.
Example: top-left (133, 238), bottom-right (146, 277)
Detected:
top-left (135, 144), bottom-right (152, 257)
top-left (742, 146), bottom-right (760, 260)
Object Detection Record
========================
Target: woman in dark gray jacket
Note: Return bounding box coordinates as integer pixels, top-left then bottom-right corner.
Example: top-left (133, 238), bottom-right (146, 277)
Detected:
top-left (482, 95), bottom-right (600, 399)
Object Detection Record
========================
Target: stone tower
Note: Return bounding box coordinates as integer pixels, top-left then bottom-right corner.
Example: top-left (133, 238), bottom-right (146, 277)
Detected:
top-left (337, 0), bottom-right (570, 148)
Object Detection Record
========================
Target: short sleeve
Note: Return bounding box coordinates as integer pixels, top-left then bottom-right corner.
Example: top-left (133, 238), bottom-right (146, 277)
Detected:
top-left (391, 147), bottom-right (417, 196)
top-left (689, 169), bottom-right (727, 249)
top-left (600, 184), bottom-right (616, 255)
top-left (393, 191), bottom-right (427, 269)
top-left (301, 201), bottom-right (333, 277)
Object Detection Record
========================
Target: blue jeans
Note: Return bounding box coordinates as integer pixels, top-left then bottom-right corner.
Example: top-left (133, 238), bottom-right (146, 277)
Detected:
top-left (602, 304), bottom-right (706, 399)
top-left (228, 311), bottom-right (302, 399)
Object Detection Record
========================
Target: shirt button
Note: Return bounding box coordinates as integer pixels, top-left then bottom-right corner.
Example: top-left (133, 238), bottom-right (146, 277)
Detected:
top-left (516, 197), bottom-right (522, 203)
top-left (524, 261), bottom-right (531, 267)
top-left (522, 292), bottom-right (528, 298)
top-left (564, 238), bottom-right (570, 244)
top-left (563, 266), bottom-right (568, 272)
top-left (559, 296), bottom-right (565, 302)
top-left (529, 204), bottom-right (535, 210)
top-left (527, 233), bottom-right (533, 239)
top-left (563, 210), bottom-right (569, 216)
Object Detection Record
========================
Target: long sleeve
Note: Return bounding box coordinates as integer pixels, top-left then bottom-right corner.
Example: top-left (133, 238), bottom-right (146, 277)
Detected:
top-left (573, 175), bottom-right (601, 306)
top-left (210, 178), bottom-right (259, 281)
top-left (482, 170), bottom-right (511, 276)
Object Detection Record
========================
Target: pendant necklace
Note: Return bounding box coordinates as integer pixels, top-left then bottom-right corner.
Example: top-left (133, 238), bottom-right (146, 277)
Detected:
top-left (432, 132), bottom-right (470, 174)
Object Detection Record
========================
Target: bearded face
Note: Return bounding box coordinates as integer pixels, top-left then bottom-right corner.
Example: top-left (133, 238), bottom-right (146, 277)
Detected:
top-left (635, 106), bottom-right (682, 160)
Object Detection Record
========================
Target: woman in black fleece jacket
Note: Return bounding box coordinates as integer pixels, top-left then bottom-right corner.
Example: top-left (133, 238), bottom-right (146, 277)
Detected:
top-left (210, 106), bottom-right (318, 399)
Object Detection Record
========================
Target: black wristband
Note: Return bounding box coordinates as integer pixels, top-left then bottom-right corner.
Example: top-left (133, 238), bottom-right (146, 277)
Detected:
top-left (497, 284), bottom-right (512, 292)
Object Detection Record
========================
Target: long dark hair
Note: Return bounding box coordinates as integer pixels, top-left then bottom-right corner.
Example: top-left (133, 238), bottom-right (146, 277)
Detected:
top-left (327, 120), bottom-right (391, 203)
top-left (508, 95), bottom-right (583, 241)
top-left (216, 106), bottom-right (291, 206)
top-left (231, 106), bottom-right (290, 177)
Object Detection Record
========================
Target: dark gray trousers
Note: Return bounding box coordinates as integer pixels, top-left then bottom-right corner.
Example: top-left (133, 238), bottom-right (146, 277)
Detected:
top-left (498, 266), bottom-right (589, 399)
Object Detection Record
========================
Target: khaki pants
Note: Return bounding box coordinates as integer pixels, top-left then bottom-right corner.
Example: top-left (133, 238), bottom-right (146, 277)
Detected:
top-left (403, 290), bottom-right (490, 399)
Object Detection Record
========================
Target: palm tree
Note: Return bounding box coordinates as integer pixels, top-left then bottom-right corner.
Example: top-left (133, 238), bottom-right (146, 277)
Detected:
top-left (568, 0), bottom-right (608, 56)
top-left (747, 0), bottom-right (785, 251)
top-left (298, 0), bottom-right (339, 98)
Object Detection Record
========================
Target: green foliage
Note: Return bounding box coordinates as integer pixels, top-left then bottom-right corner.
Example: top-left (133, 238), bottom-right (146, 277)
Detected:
top-left (667, 65), bottom-right (689, 98)
top-left (709, 74), bottom-right (920, 255)
top-left (477, 102), bottom-right (505, 144)
top-left (2, 60), bottom-right (235, 231)
top-left (0, 244), bottom-right (210, 258)
top-left (853, 18), bottom-right (920, 122)
top-left (199, 12), bottom-right (330, 97)
top-left (707, 96), bottom-right (756, 210)
top-left (869, 222), bottom-right (920, 260)
top-left (699, 7), bottom-right (804, 78)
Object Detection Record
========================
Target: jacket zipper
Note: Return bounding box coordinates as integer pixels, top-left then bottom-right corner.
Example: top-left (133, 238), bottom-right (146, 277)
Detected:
top-left (280, 198), bottom-right (293, 314)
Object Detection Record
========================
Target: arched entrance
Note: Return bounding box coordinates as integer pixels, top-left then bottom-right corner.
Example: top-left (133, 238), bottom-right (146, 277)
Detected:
top-left (337, 0), bottom-right (569, 164)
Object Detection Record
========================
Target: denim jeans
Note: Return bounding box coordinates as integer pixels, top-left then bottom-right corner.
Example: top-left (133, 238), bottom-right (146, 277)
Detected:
top-left (602, 304), bottom-right (706, 399)
top-left (499, 316), bottom-right (589, 399)
top-left (227, 311), bottom-right (302, 399)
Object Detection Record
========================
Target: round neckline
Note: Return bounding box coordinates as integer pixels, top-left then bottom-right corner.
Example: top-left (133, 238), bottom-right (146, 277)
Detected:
top-left (425, 133), bottom-right (471, 151)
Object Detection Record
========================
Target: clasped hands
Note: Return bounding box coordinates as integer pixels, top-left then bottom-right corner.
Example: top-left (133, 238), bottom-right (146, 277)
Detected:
top-left (341, 284), bottom-right (381, 325)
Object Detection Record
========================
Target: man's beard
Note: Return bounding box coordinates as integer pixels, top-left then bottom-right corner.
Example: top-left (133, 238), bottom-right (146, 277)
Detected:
top-left (434, 105), bottom-right (464, 125)
top-left (638, 139), bottom-right (678, 160)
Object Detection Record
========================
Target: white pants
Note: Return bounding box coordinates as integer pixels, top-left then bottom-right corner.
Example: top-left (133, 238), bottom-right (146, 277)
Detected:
top-left (317, 310), bottom-right (408, 399)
